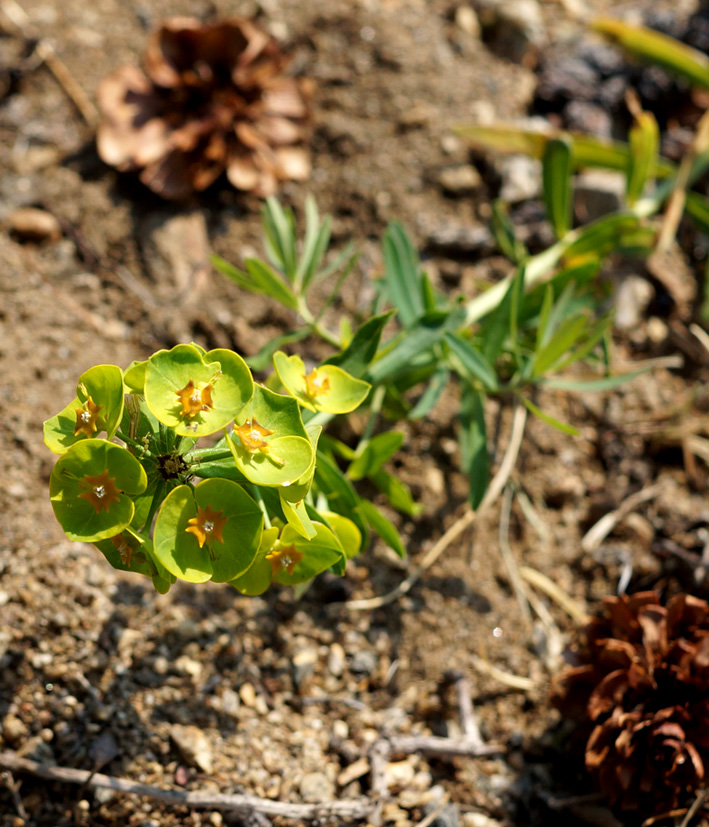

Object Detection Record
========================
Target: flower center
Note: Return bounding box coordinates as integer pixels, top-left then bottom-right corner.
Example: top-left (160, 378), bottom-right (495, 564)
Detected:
top-left (78, 470), bottom-right (121, 514)
top-left (176, 379), bottom-right (215, 419)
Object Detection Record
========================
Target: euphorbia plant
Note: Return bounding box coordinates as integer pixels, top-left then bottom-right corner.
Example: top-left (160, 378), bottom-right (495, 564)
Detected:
top-left (44, 341), bottom-right (378, 595)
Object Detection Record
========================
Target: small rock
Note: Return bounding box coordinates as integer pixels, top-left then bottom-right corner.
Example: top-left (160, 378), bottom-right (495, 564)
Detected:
top-left (170, 725), bottom-right (213, 774)
top-left (439, 165), bottom-right (482, 196)
top-left (536, 57), bottom-right (599, 105)
top-left (239, 682), bottom-right (257, 708)
top-left (292, 646), bottom-right (318, 687)
top-left (299, 771), bottom-right (335, 803)
top-left (476, 0), bottom-right (545, 64)
top-left (384, 759), bottom-right (416, 791)
top-left (498, 155), bottom-right (541, 203)
top-left (575, 169), bottom-right (625, 222)
top-left (424, 222), bottom-right (492, 255)
top-left (456, 6), bottom-right (481, 37)
top-left (615, 276), bottom-right (654, 330)
top-left (350, 650), bottom-right (378, 676)
top-left (2, 714), bottom-right (27, 744)
top-left (7, 207), bottom-right (61, 242)
top-left (328, 643), bottom-right (346, 677)
top-left (219, 687), bottom-right (241, 718)
top-left (174, 655), bottom-right (203, 680)
top-left (563, 101), bottom-right (612, 137)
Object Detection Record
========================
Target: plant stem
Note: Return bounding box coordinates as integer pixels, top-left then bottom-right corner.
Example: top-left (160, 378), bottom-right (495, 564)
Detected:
top-left (297, 300), bottom-right (341, 348)
top-left (183, 448), bottom-right (234, 466)
top-left (252, 486), bottom-right (271, 530)
top-left (116, 431), bottom-right (152, 455)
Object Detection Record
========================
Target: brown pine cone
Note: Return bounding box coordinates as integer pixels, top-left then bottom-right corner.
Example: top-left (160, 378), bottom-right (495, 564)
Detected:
top-left (552, 591), bottom-right (709, 815)
top-left (97, 17), bottom-right (311, 200)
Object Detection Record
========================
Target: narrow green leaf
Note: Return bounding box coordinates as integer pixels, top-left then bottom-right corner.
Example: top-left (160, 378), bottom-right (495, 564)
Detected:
top-left (409, 367), bottom-right (450, 420)
top-left (348, 432), bottom-right (404, 481)
top-left (444, 332), bottom-right (499, 391)
top-left (533, 314), bottom-right (589, 377)
top-left (685, 192), bottom-right (709, 234)
top-left (491, 200), bottom-right (527, 264)
top-left (420, 272), bottom-right (438, 312)
top-left (480, 264), bottom-right (525, 363)
top-left (536, 284), bottom-right (554, 353)
top-left (551, 315), bottom-right (612, 373)
top-left (382, 222), bottom-right (424, 327)
top-left (262, 197), bottom-right (297, 279)
top-left (324, 310), bottom-right (395, 378)
top-left (543, 368), bottom-right (650, 392)
top-left (593, 16), bottom-right (709, 89)
top-left (459, 385), bottom-right (488, 508)
top-left (627, 110), bottom-right (660, 205)
top-left (369, 469), bottom-right (422, 517)
top-left (357, 500), bottom-right (406, 558)
top-left (565, 213), bottom-right (642, 258)
top-left (313, 451), bottom-right (369, 541)
top-left (244, 258), bottom-right (298, 309)
top-left (519, 395), bottom-right (580, 436)
top-left (542, 137), bottom-right (574, 239)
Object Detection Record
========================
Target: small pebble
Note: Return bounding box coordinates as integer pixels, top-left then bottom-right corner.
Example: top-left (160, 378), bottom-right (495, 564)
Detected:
top-left (170, 725), bottom-right (213, 774)
top-left (7, 207), bottom-right (61, 242)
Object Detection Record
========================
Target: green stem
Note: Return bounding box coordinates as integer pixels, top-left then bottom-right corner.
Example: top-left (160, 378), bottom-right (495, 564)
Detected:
top-left (116, 431), bottom-right (152, 455)
top-left (297, 299), bottom-right (341, 348)
top-left (139, 480), bottom-right (166, 535)
top-left (183, 448), bottom-right (234, 466)
top-left (252, 486), bottom-right (271, 530)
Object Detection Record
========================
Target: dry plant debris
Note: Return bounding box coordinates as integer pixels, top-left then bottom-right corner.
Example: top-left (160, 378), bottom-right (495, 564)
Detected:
top-left (553, 591), bottom-right (709, 818)
top-left (97, 17), bottom-right (311, 200)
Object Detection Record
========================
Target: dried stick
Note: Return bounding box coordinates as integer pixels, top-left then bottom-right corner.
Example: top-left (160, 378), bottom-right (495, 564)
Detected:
top-left (1, 770), bottom-right (28, 820)
top-left (454, 675), bottom-right (483, 748)
top-left (347, 404), bottom-right (528, 611)
top-left (0, 751), bottom-right (370, 820)
top-left (413, 794), bottom-right (450, 827)
top-left (581, 481), bottom-right (665, 553)
top-left (0, 0), bottom-right (98, 126)
top-left (470, 654), bottom-right (537, 691)
top-left (679, 789), bottom-right (709, 827)
top-left (385, 734), bottom-right (502, 759)
top-left (518, 566), bottom-right (587, 623)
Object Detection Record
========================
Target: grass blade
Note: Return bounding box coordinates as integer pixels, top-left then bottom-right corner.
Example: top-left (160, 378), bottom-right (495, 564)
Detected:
top-left (542, 137), bottom-right (573, 238)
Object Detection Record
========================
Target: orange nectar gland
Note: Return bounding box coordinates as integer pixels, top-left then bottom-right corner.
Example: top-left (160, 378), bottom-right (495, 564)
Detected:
top-left (235, 418), bottom-right (274, 454)
top-left (266, 543), bottom-right (303, 576)
top-left (303, 368), bottom-right (330, 399)
top-left (78, 470), bottom-right (121, 514)
top-left (175, 379), bottom-right (214, 419)
top-left (111, 533), bottom-right (133, 566)
top-left (185, 504), bottom-right (228, 548)
top-left (74, 397), bottom-right (103, 438)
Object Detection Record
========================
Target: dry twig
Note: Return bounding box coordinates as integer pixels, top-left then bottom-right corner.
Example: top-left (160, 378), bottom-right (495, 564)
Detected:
top-left (347, 404), bottom-right (528, 610)
top-left (470, 654), bottom-right (537, 691)
top-left (0, 751), bottom-right (370, 820)
top-left (498, 486), bottom-right (533, 632)
top-left (0, 0), bottom-right (98, 126)
top-left (518, 566), bottom-right (587, 623)
top-left (1, 770), bottom-right (28, 820)
top-left (581, 481), bottom-right (665, 553)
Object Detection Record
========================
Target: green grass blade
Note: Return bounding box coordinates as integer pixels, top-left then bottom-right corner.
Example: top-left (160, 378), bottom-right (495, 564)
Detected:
top-left (542, 137), bottom-right (573, 238)
top-left (444, 331), bottom-right (499, 391)
top-left (627, 111), bottom-right (660, 205)
top-left (459, 385), bottom-right (488, 508)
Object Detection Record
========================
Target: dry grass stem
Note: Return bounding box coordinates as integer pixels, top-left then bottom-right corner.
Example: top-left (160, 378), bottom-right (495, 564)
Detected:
top-left (471, 654), bottom-right (538, 691)
top-left (498, 486), bottom-right (534, 631)
top-left (519, 566), bottom-right (587, 623)
top-left (347, 404), bottom-right (528, 611)
top-left (581, 481), bottom-right (665, 553)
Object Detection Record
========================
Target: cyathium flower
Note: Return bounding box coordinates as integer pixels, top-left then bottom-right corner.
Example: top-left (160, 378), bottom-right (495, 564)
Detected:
top-left (185, 504), bottom-right (228, 548)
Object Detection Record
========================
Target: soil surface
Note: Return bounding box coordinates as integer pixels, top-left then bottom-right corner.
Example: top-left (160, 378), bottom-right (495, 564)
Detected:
top-left (2, 1), bottom-right (709, 826)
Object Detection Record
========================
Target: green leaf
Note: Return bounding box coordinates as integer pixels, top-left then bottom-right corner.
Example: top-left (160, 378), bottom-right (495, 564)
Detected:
top-left (230, 527), bottom-right (280, 596)
top-left (627, 110), bottom-right (660, 205)
top-left (348, 432), bottom-right (404, 481)
top-left (542, 137), bottom-right (573, 239)
top-left (273, 351), bottom-right (371, 414)
top-left (382, 222), bottom-right (424, 326)
top-left (409, 366), bottom-right (450, 420)
top-left (519, 395), bottom-right (579, 436)
top-left (274, 523), bottom-right (346, 586)
top-left (313, 451), bottom-right (369, 541)
top-left (369, 469), bottom-right (422, 517)
top-left (592, 16), bottom-right (709, 89)
top-left (491, 200), bottom-right (528, 264)
top-left (229, 430), bottom-right (313, 487)
top-left (455, 123), bottom-right (675, 177)
top-left (244, 258), bottom-right (298, 309)
top-left (444, 332), bottom-right (499, 391)
top-left (533, 313), bottom-right (589, 377)
top-left (357, 500), bottom-right (406, 558)
top-left (543, 368), bottom-right (650, 391)
top-left (262, 197), bottom-right (297, 278)
top-left (153, 479), bottom-right (263, 583)
top-left (459, 386), bottom-right (488, 509)
top-left (536, 284), bottom-right (554, 353)
top-left (320, 511), bottom-right (362, 560)
top-left (123, 360), bottom-right (147, 393)
top-left (685, 192), bottom-right (709, 234)
top-left (479, 265), bottom-right (526, 364)
top-left (145, 344), bottom-right (253, 437)
top-left (324, 310), bottom-right (395, 378)
top-left (564, 213), bottom-right (643, 259)
top-left (49, 439), bottom-right (147, 542)
top-left (44, 364), bottom-right (125, 454)
top-left (296, 196), bottom-right (332, 290)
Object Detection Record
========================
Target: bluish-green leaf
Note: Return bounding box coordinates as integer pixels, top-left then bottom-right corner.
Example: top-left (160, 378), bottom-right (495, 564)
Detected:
top-left (382, 222), bottom-right (424, 327)
top-left (444, 331), bottom-right (499, 391)
top-left (348, 431), bottom-right (404, 481)
top-left (324, 310), bottom-right (395, 378)
top-left (409, 367), bottom-right (450, 420)
top-left (244, 258), bottom-right (298, 309)
top-left (357, 500), bottom-right (406, 558)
